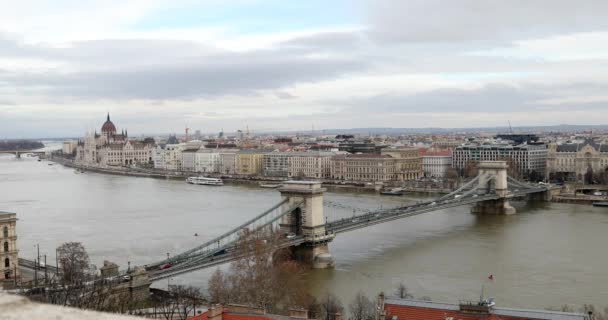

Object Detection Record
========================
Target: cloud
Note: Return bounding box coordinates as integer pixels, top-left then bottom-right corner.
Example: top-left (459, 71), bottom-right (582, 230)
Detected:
top-left (1, 0), bottom-right (608, 138)
top-left (368, 0), bottom-right (608, 44)
top-left (338, 83), bottom-right (608, 114)
top-left (0, 31), bottom-right (370, 101)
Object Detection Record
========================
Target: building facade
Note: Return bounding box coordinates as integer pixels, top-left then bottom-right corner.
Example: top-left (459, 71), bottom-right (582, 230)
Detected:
top-left (153, 143), bottom-right (185, 171)
top-left (62, 140), bottom-right (78, 155)
top-left (236, 150), bottom-right (267, 175)
top-left (546, 139), bottom-right (608, 182)
top-left (331, 154), bottom-right (398, 182)
top-left (181, 148), bottom-right (198, 172)
top-left (421, 150), bottom-right (452, 178)
top-left (195, 149), bottom-right (223, 173)
top-left (381, 147), bottom-right (423, 180)
top-left (452, 142), bottom-right (547, 179)
top-left (263, 153), bottom-right (290, 177)
top-left (288, 152), bottom-right (335, 179)
top-left (75, 114), bottom-right (154, 167)
top-left (219, 152), bottom-right (238, 175)
top-left (1, 212), bottom-right (18, 283)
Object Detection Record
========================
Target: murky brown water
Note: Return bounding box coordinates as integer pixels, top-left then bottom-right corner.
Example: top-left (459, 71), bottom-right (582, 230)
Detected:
top-left (1, 150), bottom-right (607, 309)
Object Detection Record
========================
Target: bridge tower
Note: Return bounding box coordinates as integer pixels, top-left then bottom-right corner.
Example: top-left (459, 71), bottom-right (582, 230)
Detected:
top-left (471, 161), bottom-right (516, 215)
top-left (278, 181), bottom-right (335, 268)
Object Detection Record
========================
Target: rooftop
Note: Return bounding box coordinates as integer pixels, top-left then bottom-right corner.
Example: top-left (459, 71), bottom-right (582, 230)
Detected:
top-left (384, 297), bottom-right (589, 320)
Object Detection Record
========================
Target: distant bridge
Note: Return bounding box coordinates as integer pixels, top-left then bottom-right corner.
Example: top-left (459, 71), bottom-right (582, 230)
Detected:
top-left (141, 161), bottom-right (554, 281)
top-left (0, 150), bottom-right (46, 158)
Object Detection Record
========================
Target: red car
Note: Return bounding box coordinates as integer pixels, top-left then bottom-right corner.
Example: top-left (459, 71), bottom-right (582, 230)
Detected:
top-left (159, 263), bottom-right (172, 270)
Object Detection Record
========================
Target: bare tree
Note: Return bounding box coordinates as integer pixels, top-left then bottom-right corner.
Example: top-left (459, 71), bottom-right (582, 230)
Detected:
top-left (446, 167), bottom-right (460, 189)
top-left (464, 161), bottom-right (479, 178)
top-left (348, 292), bottom-right (374, 320)
top-left (394, 282), bottom-right (413, 299)
top-left (207, 227), bottom-right (308, 314)
top-left (170, 285), bottom-right (204, 320)
top-left (319, 292), bottom-right (343, 320)
top-left (57, 242), bottom-right (92, 285)
top-left (208, 268), bottom-right (230, 304)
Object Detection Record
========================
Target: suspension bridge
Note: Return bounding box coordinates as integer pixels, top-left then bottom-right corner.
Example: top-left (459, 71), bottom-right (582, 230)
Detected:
top-left (141, 161), bottom-right (556, 281)
top-left (0, 150), bottom-right (45, 158)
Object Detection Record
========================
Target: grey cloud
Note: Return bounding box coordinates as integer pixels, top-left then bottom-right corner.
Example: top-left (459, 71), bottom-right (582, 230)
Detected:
top-left (0, 38), bottom-right (369, 100)
top-left (281, 31), bottom-right (364, 50)
top-left (274, 91), bottom-right (297, 99)
top-left (338, 83), bottom-right (608, 114)
top-left (369, 0), bottom-right (608, 43)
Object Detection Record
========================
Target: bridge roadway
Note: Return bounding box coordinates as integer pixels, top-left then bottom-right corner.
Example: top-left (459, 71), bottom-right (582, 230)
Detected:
top-left (148, 235), bottom-right (308, 280)
top-left (18, 258), bottom-right (61, 274)
top-left (147, 184), bottom-right (547, 281)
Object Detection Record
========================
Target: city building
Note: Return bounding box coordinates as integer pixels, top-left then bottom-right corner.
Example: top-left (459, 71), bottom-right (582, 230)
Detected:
top-left (195, 149), bottom-right (223, 173)
top-left (288, 152), bottom-right (335, 179)
top-left (338, 140), bottom-right (385, 154)
top-left (153, 143), bottom-right (185, 171)
top-left (62, 140), bottom-right (78, 155)
top-left (421, 149), bottom-right (452, 178)
top-left (452, 141), bottom-right (547, 179)
top-left (546, 139), bottom-right (608, 182)
top-left (236, 150), bottom-right (268, 175)
top-left (263, 152), bottom-right (290, 177)
top-left (381, 147), bottom-right (424, 180)
top-left (1, 212), bottom-right (18, 284)
top-left (379, 294), bottom-right (589, 320)
top-left (220, 152), bottom-right (238, 175)
top-left (181, 147), bottom-right (199, 172)
top-left (331, 154), bottom-right (398, 182)
top-left (75, 114), bottom-right (154, 167)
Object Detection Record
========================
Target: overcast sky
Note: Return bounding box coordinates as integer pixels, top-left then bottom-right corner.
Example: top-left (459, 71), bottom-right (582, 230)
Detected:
top-left (1, 0), bottom-right (608, 138)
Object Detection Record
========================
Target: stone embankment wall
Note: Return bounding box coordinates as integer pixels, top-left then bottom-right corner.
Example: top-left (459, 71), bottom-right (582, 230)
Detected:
top-left (0, 291), bottom-right (143, 320)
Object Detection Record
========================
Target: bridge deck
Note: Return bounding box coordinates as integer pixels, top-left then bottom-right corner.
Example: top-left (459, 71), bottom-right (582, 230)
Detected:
top-left (142, 174), bottom-right (548, 281)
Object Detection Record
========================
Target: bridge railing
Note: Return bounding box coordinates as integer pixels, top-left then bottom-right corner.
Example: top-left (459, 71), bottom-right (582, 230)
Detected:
top-left (146, 199), bottom-right (305, 271)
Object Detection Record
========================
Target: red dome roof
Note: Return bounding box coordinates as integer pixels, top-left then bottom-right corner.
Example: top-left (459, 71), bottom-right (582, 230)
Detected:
top-left (101, 113), bottom-right (116, 133)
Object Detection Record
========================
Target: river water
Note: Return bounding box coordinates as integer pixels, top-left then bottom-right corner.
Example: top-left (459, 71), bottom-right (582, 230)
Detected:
top-left (1, 148), bottom-right (607, 309)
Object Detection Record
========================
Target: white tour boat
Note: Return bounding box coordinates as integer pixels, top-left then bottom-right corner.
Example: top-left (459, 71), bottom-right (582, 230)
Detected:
top-left (186, 176), bottom-right (224, 186)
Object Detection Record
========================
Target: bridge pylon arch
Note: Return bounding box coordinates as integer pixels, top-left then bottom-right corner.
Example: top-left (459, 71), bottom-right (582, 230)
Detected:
top-left (278, 181), bottom-right (335, 268)
top-left (471, 161), bottom-right (516, 215)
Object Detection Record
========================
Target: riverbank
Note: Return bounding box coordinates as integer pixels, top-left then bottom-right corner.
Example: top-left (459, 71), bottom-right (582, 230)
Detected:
top-left (551, 195), bottom-right (608, 205)
top-left (45, 156), bottom-right (451, 195)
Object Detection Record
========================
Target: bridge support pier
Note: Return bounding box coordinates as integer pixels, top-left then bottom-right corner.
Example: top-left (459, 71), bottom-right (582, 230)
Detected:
top-left (471, 198), bottom-right (516, 215)
top-left (279, 181), bottom-right (335, 269)
top-left (472, 161), bottom-right (517, 215)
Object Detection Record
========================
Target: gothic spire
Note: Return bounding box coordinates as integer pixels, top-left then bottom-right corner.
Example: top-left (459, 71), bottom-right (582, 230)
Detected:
top-left (107, 112), bottom-right (110, 122)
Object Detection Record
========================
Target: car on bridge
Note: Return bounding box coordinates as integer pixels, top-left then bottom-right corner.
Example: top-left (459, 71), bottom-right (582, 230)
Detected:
top-left (286, 232), bottom-right (296, 239)
top-left (159, 263), bottom-right (172, 270)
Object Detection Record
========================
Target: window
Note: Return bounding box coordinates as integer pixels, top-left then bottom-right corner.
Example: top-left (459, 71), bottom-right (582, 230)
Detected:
top-left (4, 257), bottom-right (9, 268)
top-left (3, 242), bottom-right (7, 252)
top-left (3, 226), bottom-right (7, 238)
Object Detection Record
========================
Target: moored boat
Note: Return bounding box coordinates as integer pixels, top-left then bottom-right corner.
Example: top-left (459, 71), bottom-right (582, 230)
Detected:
top-left (186, 176), bottom-right (223, 186)
top-left (259, 183), bottom-right (281, 188)
top-left (592, 202), bottom-right (608, 207)
top-left (381, 188), bottom-right (404, 196)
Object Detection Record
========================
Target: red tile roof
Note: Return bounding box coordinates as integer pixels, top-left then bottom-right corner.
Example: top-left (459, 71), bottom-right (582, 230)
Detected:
top-left (385, 304), bottom-right (518, 320)
top-left (189, 309), bottom-right (274, 320)
top-left (383, 299), bottom-right (589, 320)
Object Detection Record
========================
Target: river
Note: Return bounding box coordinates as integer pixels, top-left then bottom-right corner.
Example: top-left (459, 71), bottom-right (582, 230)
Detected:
top-left (1, 147), bottom-right (607, 310)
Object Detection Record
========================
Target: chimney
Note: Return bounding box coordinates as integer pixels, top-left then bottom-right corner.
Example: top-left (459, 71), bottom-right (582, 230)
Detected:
top-left (376, 292), bottom-right (386, 320)
top-left (208, 304), bottom-right (224, 320)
